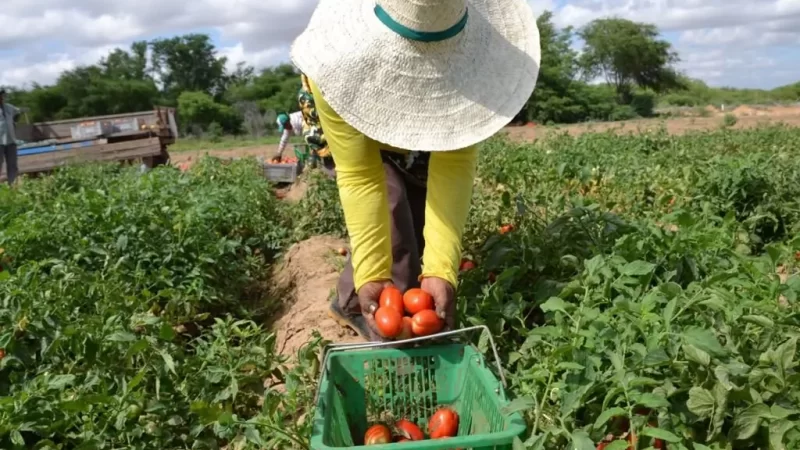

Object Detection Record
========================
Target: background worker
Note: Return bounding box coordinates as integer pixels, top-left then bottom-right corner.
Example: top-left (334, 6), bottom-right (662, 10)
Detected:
top-left (0, 89), bottom-right (27, 186)
top-left (298, 73), bottom-right (333, 173)
top-left (290, 0), bottom-right (540, 340)
top-left (274, 110), bottom-right (304, 161)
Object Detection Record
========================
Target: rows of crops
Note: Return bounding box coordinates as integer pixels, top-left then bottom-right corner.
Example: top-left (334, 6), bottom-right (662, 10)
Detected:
top-left (2, 124), bottom-right (800, 449)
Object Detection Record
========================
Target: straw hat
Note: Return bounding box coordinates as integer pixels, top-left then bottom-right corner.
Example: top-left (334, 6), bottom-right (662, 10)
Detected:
top-left (290, 0), bottom-right (540, 152)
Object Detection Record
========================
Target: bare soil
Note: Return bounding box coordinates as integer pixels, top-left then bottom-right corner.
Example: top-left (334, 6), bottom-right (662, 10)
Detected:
top-left (270, 236), bottom-right (360, 358)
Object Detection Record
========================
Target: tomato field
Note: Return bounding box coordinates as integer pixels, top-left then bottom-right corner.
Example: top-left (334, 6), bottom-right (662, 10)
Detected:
top-left (2, 124), bottom-right (800, 449)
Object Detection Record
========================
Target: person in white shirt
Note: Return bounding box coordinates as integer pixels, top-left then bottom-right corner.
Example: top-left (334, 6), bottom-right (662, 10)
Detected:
top-left (275, 111), bottom-right (304, 160)
top-left (0, 89), bottom-right (26, 185)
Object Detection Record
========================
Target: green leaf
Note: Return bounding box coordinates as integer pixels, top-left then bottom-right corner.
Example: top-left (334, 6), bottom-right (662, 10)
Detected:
top-left (768, 419), bottom-right (796, 450)
top-left (244, 427), bottom-right (263, 445)
top-left (557, 362), bottom-right (585, 371)
top-left (621, 260), bottom-right (656, 276)
top-left (731, 403), bottom-right (770, 440)
top-left (106, 331), bottom-right (136, 342)
top-left (636, 393), bottom-right (670, 409)
top-left (502, 396), bottom-right (536, 415)
top-left (686, 387), bottom-right (715, 418)
top-left (683, 344), bottom-right (711, 366)
top-left (569, 430), bottom-right (596, 450)
top-left (693, 444), bottom-right (713, 450)
top-left (682, 327), bottom-right (726, 357)
top-left (741, 315), bottom-right (774, 328)
top-left (593, 407), bottom-right (627, 430)
top-left (663, 298), bottom-right (677, 323)
top-left (605, 440), bottom-right (630, 450)
top-left (643, 348), bottom-right (671, 366)
top-left (10, 430), bottom-right (24, 445)
top-left (160, 350), bottom-right (176, 375)
top-left (48, 374), bottom-right (76, 390)
top-left (775, 337), bottom-right (797, 374)
top-left (540, 297), bottom-right (570, 314)
top-left (159, 322), bottom-right (176, 341)
top-left (770, 404), bottom-right (799, 419)
top-left (640, 427), bottom-right (680, 442)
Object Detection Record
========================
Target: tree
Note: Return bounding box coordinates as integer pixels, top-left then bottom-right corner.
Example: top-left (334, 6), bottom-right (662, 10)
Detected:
top-left (579, 18), bottom-right (683, 103)
top-left (150, 34), bottom-right (228, 102)
top-left (177, 91), bottom-right (241, 134)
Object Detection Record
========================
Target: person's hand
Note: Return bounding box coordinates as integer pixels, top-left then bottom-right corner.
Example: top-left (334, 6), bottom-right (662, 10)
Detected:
top-left (421, 277), bottom-right (456, 331)
top-left (357, 280), bottom-right (394, 340)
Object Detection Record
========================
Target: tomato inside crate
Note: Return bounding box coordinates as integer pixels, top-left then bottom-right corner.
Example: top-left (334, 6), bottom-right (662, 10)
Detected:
top-left (311, 342), bottom-right (526, 449)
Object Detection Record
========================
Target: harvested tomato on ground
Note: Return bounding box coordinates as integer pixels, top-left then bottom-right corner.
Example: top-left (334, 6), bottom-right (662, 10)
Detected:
top-left (429, 407), bottom-right (459, 438)
top-left (364, 424), bottom-right (392, 445)
top-left (395, 419), bottom-right (424, 441)
top-left (374, 306), bottom-right (403, 338)
top-left (411, 309), bottom-right (443, 336)
top-left (379, 286), bottom-right (405, 315)
top-left (403, 288), bottom-right (434, 315)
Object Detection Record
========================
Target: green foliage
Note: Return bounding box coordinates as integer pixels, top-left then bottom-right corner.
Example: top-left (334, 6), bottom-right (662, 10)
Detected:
top-left (150, 34), bottom-right (229, 102)
top-left (178, 91), bottom-right (242, 134)
top-left (722, 113), bottom-right (738, 127)
top-left (579, 18), bottom-right (683, 103)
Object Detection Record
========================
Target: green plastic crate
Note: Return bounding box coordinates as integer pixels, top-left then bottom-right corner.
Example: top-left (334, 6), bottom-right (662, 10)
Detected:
top-left (310, 338), bottom-right (526, 449)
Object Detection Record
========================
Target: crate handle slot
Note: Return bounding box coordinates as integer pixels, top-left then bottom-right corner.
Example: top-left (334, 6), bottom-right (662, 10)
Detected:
top-left (314, 325), bottom-right (507, 406)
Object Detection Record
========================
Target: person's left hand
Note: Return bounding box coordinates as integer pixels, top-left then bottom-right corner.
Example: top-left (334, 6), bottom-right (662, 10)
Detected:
top-left (420, 277), bottom-right (456, 331)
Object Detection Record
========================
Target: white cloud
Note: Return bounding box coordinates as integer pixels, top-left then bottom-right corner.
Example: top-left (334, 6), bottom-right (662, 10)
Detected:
top-left (1, 0), bottom-right (799, 90)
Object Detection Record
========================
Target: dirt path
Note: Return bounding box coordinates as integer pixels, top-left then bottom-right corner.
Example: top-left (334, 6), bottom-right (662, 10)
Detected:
top-left (270, 236), bottom-right (361, 358)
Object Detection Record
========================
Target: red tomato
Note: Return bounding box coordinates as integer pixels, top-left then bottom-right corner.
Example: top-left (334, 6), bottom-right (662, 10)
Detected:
top-left (0, 348), bottom-right (5, 361)
top-left (337, 247), bottom-right (348, 256)
top-left (396, 438), bottom-right (410, 443)
top-left (499, 224), bottom-right (515, 234)
top-left (488, 272), bottom-right (497, 283)
top-left (364, 424), bottom-right (392, 445)
top-left (654, 439), bottom-right (665, 449)
top-left (403, 288), bottom-right (434, 315)
top-left (379, 286), bottom-right (405, 315)
top-left (395, 419), bottom-right (424, 441)
top-left (411, 309), bottom-right (443, 336)
top-left (596, 443), bottom-right (607, 450)
top-left (397, 316), bottom-right (414, 340)
top-left (428, 408), bottom-right (458, 438)
top-left (375, 307), bottom-right (403, 338)
top-left (459, 259), bottom-right (476, 272)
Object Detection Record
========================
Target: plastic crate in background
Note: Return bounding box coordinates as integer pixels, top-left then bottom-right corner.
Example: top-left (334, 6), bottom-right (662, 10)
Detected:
top-left (263, 162), bottom-right (301, 183)
top-left (311, 327), bottom-right (526, 449)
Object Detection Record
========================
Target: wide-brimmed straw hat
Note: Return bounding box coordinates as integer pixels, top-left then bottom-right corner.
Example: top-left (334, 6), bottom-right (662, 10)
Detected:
top-left (290, 0), bottom-right (540, 152)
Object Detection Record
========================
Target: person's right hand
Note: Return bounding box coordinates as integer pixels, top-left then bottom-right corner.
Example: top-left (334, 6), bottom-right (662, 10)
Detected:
top-left (357, 280), bottom-right (394, 341)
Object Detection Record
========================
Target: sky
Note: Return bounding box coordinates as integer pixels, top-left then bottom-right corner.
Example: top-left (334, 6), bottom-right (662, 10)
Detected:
top-left (1, 0), bottom-right (799, 90)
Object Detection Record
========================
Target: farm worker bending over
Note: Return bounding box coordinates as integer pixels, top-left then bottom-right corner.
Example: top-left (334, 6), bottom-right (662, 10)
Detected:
top-left (275, 110), bottom-right (303, 160)
top-left (290, 0), bottom-right (540, 340)
top-left (0, 89), bottom-right (27, 186)
top-left (298, 73), bottom-right (333, 171)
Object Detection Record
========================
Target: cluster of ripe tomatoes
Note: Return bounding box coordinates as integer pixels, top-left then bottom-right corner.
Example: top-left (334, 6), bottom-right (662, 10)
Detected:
top-left (364, 407), bottom-right (459, 444)
top-left (270, 156), bottom-right (299, 164)
top-left (374, 286), bottom-right (443, 339)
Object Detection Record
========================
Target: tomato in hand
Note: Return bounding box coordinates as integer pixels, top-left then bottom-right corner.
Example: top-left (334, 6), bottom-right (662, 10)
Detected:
top-left (428, 407), bottom-right (458, 438)
top-left (411, 309), bottom-right (443, 336)
top-left (403, 288), bottom-right (434, 315)
top-left (397, 316), bottom-right (414, 340)
top-left (395, 419), bottom-right (424, 440)
top-left (379, 286), bottom-right (405, 315)
top-left (364, 424), bottom-right (392, 445)
top-left (375, 306), bottom-right (403, 338)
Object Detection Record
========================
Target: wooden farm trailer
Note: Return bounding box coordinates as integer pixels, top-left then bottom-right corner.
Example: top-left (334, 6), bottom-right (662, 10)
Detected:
top-left (1, 107), bottom-right (178, 182)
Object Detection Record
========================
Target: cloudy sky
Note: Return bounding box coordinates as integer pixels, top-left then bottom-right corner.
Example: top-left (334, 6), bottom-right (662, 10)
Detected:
top-left (1, 0), bottom-right (799, 89)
